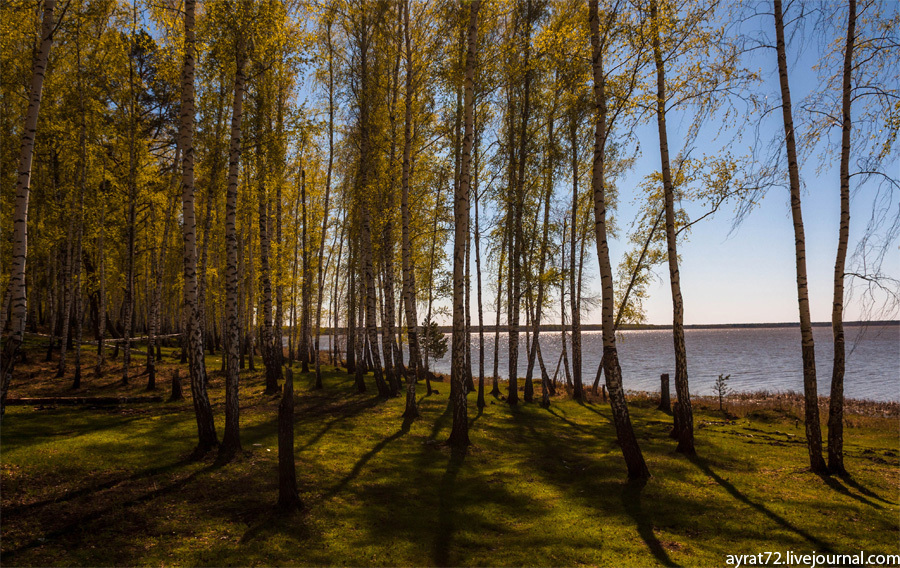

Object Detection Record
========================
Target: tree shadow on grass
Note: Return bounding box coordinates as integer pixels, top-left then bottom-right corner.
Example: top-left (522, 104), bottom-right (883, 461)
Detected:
top-left (816, 473), bottom-right (883, 509)
top-left (433, 448), bottom-right (466, 567)
top-left (687, 455), bottom-right (834, 552)
top-left (578, 400), bottom-right (614, 425)
top-left (1, 461), bottom-right (217, 563)
top-left (322, 427), bottom-right (410, 500)
top-left (621, 479), bottom-right (681, 567)
top-left (2, 457), bottom-right (193, 518)
top-left (294, 396), bottom-right (382, 453)
top-left (838, 472), bottom-right (896, 506)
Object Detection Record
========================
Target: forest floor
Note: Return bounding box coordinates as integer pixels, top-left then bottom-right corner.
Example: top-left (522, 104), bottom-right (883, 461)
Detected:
top-left (1, 339), bottom-right (898, 567)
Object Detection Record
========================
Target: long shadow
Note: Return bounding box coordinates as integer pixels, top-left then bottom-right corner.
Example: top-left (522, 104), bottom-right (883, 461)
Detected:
top-left (511, 403), bottom-right (673, 563)
top-left (295, 397), bottom-right (382, 453)
top-left (839, 473), bottom-right (896, 506)
top-left (429, 400), bottom-right (453, 441)
top-left (621, 479), bottom-right (681, 568)
top-left (688, 455), bottom-right (833, 552)
top-left (2, 462), bottom-right (215, 562)
top-left (579, 401), bottom-right (614, 425)
top-left (2, 457), bottom-right (192, 518)
top-left (817, 474), bottom-right (883, 509)
top-left (322, 427), bottom-right (409, 500)
top-left (546, 406), bottom-right (615, 445)
top-left (432, 448), bottom-right (466, 567)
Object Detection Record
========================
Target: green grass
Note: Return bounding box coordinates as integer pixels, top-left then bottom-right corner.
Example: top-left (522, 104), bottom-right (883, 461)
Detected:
top-left (1, 344), bottom-right (898, 566)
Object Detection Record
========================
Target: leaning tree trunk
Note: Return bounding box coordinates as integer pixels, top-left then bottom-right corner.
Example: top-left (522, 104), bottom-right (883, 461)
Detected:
top-left (590, 0), bottom-right (649, 479)
top-left (827, 0), bottom-right (855, 476)
top-left (773, 0), bottom-right (827, 473)
top-left (1, 0), bottom-right (56, 418)
top-left (179, 0), bottom-right (217, 455)
top-left (449, 0), bottom-right (480, 449)
top-left (650, 0), bottom-right (694, 455)
top-left (220, 50), bottom-right (247, 462)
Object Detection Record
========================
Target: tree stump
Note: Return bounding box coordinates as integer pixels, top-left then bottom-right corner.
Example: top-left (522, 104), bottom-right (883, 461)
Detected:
top-left (277, 368), bottom-right (301, 511)
top-left (658, 373), bottom-right (671, 412)
top-left (169, 369), bottom-right (184, 402)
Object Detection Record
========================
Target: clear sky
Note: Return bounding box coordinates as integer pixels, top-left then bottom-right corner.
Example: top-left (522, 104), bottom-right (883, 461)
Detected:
top-left (611, 3), bottom-right (899, 326)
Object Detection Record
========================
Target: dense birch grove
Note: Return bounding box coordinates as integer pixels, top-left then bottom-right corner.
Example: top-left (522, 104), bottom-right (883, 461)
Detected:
top-left (1, 0), bottom-right (897, 481)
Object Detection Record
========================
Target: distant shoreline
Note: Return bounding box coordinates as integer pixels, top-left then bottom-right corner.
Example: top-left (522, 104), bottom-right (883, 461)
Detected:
top-left (298, 320), bottom-right (899, 334)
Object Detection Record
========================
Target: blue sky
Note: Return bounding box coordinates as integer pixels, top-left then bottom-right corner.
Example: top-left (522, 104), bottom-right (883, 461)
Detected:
top-left (617, 3), bottom-right (899, 326)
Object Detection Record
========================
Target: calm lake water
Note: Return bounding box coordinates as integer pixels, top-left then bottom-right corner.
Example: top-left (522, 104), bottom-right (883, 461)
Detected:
top-left (315, 324), bottom-right (899, 402)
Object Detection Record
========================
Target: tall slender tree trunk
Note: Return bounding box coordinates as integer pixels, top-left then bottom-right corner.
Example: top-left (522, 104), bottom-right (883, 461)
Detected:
top-left (650, 0), bottom-right (694, 454)
top-left (274, 94), bottom-right (286, 376)
top-left (179, 0), bottom-right (217, 454)
top-left (2, 0), bottom-right (55, 417)
top-left (257, 96), bottom-right (280, 395)
top-left (569, 110), bottom-right (583, 399)
top-left (314, 19), bottom-right (336, 390)
top-left (509, 2), bottom-right (534, 406)
top-left (96, 196), bottom-right (107, 375)
top-left (56, 210), bottom-right (75, 376)
top-left (589, 0), bottom-right (649, 479)
top-left (491, 223), bottom-right (506, 396)
top-left (347, 239), bottom-right (358, 377)
top-left (332, 217), bottom-right (346, 366)
top-left (382, 8), bottom-right (403, 398)
top-left (827, 0), bottom-right (855, 476)
top-left (773, 0), bottom-right (827, 473)
top-left (246, 205), bottom-right (256, 372)
top-left (72, 180), bottom-right (85, 388)
top-left (122, 2), bottom-right (139, 385)
top-left (147, 167), bottom-right (178, 390)
top-left (559, 223), bottom-right (572, 387)
top-left (288, 189), bottom-right (300, 363)
top-left (300, 168), bottom-right (311, 374)
top-left (473, 108), bottom-right (486, 410)
top-left (400, 0), bottom-right (421, 419)
top-left (220, 50), bottom-right (247, 462)
top-left (449, 0), bottom-right (480, 448)
top-left (530, 98), bottom-right (556, 409)
top-left (72, 36), bottom-right (87, 388)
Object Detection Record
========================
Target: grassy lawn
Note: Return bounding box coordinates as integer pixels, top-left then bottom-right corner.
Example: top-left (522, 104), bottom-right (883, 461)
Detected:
top-left (1, 343), bottom-right (898, 566)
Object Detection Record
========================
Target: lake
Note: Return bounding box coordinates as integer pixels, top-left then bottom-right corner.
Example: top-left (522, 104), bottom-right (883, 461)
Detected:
top-left (311, 324), bottom-right (897, 402)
